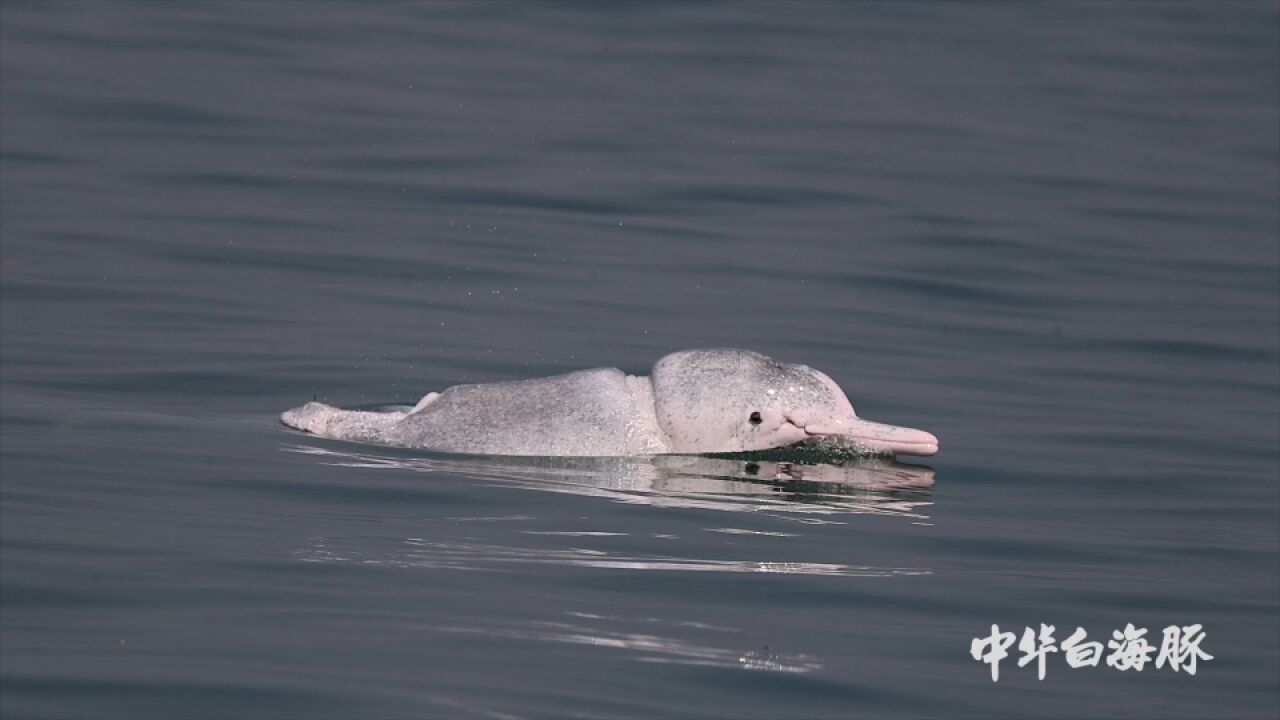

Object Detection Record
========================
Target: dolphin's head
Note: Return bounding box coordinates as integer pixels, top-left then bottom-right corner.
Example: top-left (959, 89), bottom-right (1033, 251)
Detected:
top-left (280, 401), bottom-right (346, 436)
top-left (650, 349), bottom-right (938, 456)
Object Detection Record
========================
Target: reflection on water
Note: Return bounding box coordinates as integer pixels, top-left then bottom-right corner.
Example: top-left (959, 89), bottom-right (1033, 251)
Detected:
top-left (299, 537), bottom-right (930, 578)
top-left (424, 611), bottom-right (824, 674)
top-left (288, 444), bottom-right (935, 583)
top-left (282, 443), bottom-right (935, 519)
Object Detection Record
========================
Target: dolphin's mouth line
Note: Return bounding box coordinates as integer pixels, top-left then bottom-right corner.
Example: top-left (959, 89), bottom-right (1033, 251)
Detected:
top-left (801, 427), bottom-right (931, 443)
top-left (825, 433), bottom-right (938, 449)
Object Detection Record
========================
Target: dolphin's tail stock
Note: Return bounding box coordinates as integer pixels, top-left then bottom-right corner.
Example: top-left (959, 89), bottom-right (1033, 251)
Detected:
top-left (280, 402), bottom-right (408, 445)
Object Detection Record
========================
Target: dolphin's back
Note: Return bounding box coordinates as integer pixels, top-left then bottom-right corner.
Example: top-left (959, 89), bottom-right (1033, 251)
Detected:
top-left (386, 367), bottom-right (667, 456)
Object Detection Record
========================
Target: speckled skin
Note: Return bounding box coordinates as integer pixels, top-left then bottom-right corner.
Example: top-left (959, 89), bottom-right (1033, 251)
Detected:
top-left (281, 349), bottom-right (939, 457)
top-left (651, 349), bottom-right (856, 453)
top-left (282, 368), bottom-right (666, 456)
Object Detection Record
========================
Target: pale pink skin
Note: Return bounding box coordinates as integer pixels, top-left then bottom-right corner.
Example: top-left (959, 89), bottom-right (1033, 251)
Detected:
top-left (782, 372), bottom-right (939, 456)
top-left (798, 416), bottom-right (939, 457)
top-left (649, 349), bottom-right (939, 457)
top-left (283, 349), bottom-right (939, 458)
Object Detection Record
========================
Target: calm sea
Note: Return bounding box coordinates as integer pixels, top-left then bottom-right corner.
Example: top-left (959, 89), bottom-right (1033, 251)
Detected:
top-left (2, 2), bottom-right (1277, 718)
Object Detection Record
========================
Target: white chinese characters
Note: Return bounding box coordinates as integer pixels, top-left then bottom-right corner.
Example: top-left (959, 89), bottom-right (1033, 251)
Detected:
top-left (1106, 623), bottom-right (1156, 671)
top-left (969, 625), bottom-right (1016, 681)
top-left (971, 624), bottom-right (1212, 681)
top-left (1156, 624), bottom-right (1212, 675)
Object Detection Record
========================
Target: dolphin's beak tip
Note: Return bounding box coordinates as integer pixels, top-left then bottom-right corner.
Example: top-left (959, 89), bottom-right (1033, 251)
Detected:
top-left (909, 440), bottom-right (939, 457)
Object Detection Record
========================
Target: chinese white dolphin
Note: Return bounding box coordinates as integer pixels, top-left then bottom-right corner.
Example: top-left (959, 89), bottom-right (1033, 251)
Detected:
top-left (280, 348), bottom-right (938, 458)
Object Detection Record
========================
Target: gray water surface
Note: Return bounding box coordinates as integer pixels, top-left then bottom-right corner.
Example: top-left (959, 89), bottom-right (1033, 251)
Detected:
top-left (2, 2), bottom-right (1278, 719)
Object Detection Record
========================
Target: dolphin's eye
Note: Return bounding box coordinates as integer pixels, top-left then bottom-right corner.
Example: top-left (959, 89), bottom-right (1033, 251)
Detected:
top-left (748, 411), bottom-right (762, 426)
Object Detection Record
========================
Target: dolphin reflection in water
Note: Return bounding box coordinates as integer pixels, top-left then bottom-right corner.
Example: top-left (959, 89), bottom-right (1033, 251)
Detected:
top-left (283, 444), bottom-right (935, 519)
